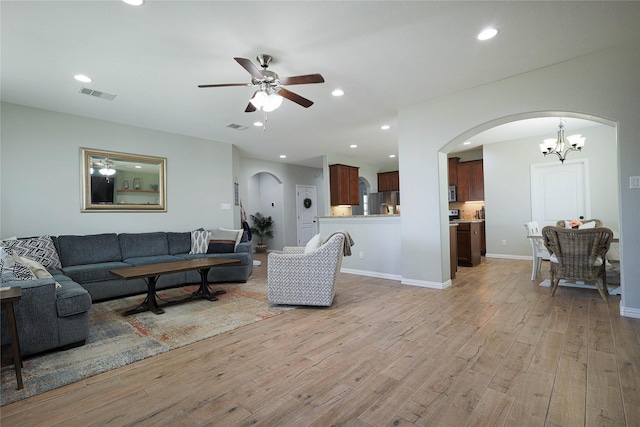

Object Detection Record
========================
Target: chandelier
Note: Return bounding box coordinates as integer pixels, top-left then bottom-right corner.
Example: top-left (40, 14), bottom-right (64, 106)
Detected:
top-left (98, 159), bottom-right (116, 176)
top-left (539, 120), bottom-right (586, 163)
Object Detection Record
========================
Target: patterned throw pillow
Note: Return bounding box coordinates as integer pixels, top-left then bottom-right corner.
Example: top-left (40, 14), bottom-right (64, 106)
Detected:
top-left (11, 255), bottom-right (37, 281)
top-left (217, 228), bottom-right (243, 250)
top-left (208, 229), bottom-right (241, 254)
top-left (0, 235), bottom-right (62, 270)
top-left (189, 230), bottom-right (211, 254)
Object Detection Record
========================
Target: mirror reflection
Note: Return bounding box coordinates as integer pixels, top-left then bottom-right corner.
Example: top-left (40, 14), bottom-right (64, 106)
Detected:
top-left (81, 148), bottom-right (166, 212)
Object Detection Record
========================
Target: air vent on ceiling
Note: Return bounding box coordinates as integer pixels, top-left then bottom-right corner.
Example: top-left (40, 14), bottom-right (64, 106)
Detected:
top-left (79, 87), bottom-right (117, 101)
top-left (225, 123), bottom-right (249, 131)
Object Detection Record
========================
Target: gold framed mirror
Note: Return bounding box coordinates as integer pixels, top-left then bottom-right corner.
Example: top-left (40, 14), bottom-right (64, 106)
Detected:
top-left (81, 148), bottom-right (167, 212)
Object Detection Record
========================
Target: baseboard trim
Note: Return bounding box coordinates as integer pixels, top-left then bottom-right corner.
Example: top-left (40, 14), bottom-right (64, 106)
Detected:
top-left (485, 253), bottom-right (532, 261)
top-left (401, 278), bottom-right (452, 290)
top-left (340, 268), bottom-right (402, 282)
top-left (619, 303), bottom-right (640, 319)
top-left (340, 268), bottom-right (450, 289)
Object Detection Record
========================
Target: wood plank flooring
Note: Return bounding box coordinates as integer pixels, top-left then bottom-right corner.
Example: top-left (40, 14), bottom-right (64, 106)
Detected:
top-left (2, 255), bottom-right (639, 426)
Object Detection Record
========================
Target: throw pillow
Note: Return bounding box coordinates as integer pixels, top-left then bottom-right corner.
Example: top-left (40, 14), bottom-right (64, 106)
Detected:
top-left (304, 233), bottom-right (323, 254)
top-left (10, 254), bottom-right (37, 281)
top-left (208, 229), bottom-right (241, 254)
top-left (189, 230), bottom-right (211, 254)
top-left (218, 227), bottom-right (243, 250)
top-left (13, 253), bottom-right (53, 279)
top-left (0, 235), bottom-right (62, 270)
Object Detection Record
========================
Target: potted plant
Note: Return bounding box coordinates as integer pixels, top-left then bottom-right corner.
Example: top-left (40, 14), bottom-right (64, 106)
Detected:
top-left (250, 212), bottom-right (274, 253)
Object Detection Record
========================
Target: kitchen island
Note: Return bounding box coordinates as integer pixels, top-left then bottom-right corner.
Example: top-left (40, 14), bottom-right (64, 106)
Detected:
top-left (317, 215), bottom-right (401, 280)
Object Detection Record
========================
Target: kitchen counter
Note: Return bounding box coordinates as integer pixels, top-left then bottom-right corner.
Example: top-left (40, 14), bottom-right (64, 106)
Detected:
top-left (318, 214), bottom-right (400, 218)
top-left (450, 219), bottom-right (484, 224)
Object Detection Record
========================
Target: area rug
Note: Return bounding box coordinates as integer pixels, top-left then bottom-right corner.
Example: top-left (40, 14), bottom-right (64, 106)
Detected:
top-left (0, 278), bottom-right (292, 406)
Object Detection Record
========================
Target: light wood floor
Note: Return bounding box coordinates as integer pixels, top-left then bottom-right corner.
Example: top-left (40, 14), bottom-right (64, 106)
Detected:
top-left (2, 255), bottom-right (639, 426)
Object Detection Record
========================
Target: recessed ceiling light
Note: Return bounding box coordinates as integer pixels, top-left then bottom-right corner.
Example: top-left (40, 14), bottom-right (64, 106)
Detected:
top-left (123, 0), bottom-right (144, 5)
top-left (389, 154), bottom-right (396, 158)
top-left (381, 125), bottom-right (390, 130)
top-left (477, 28), bottom-right (498, 41)
top-left (350, 144), bottom-right (357, 148)
top-left (279, 155), bottom-right (286, 159)
top-left (74, 74), bottom-right (93, 83)
top-left (253, 122), bottom-right (263, 127)
top-left (332, 89), bottom-right (344, 97)
top-left (463, 141), bottom-right (472, 145)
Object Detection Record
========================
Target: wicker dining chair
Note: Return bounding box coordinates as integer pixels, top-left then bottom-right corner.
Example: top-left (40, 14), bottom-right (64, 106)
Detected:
top-left (555, 218), bottom-right (603, 228)
top-left (541, 226), bottom-right (613, 302)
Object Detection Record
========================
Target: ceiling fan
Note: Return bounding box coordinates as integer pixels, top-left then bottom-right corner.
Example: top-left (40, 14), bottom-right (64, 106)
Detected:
top-left (198, 54), bottom-right (325, 112)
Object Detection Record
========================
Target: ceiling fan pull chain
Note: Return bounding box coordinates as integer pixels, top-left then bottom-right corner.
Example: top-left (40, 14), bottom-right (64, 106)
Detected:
top-left (263, 112), bottom-right (268, 131)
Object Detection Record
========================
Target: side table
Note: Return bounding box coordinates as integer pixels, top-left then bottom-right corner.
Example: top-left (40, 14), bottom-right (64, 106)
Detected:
top-left (1, 286), bottom-right (23, 390)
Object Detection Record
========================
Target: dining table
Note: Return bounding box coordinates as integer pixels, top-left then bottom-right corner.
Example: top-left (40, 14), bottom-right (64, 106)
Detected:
top-left (526, 229), bottom-right (620, 295)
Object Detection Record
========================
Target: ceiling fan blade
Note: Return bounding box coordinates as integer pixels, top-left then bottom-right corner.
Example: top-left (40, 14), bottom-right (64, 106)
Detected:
top-left (198, 83), bottom-right (250, 88)
top-left (245, 91), bottom-right (258, 112)
top-left (276, 88), bottom-right (314, 108)
top-left (279, 74), bottom-right (325, 85)
top-left (234, 57), bottom-right (264, 80)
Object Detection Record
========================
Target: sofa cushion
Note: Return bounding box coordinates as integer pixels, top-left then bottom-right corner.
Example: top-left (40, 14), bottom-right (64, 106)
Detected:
top-left (55, 280), bottom-right (92, 317)
top-left (167, 232), bottom-right (191, 255)
top-left (208, 229), bottom-right (241, 253)
top-left (119, 232), bottom-right (169, 259)
top-left (1, 235), bottom-right (62, 269)
top-left (62, 261), bottom-right (132, 283)
top-left (56, 233), bottom-right (122, 267)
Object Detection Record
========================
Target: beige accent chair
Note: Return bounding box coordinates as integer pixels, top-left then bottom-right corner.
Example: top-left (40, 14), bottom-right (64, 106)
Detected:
top-left (267, 233), bottom-right (347, 306)
top-left (541, 226), bottom-right (613, 302)
top-left (524, 221), bottom-right (550, 280)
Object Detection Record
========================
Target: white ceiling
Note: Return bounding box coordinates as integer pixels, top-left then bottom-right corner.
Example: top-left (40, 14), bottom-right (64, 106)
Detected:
top-left (2, 1), bottom-right (639, 168)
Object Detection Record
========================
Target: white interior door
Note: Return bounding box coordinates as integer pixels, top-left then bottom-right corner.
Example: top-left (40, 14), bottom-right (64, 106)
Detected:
top-left (531, 160), bottom-right (590, 227)
top-left (296, 185), bottom-right (317, 246)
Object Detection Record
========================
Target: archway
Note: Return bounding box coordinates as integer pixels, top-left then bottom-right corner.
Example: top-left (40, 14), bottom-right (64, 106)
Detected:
top-left (246, 172), bottom-right (284, 252)
top-left (441, 111), bottom-right (619, 285)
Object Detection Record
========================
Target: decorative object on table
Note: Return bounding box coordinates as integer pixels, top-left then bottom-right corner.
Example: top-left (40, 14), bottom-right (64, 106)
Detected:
top-left (303, 197), bottom-right (312, 209)
top-left (556, 218), bottom-right (602, 229)
top-left (132, 178), bottom-right (141, 190)
top-left (122, 180), bottom-right (129, 189)
top-left (249, 212), bottom-right (274, 253)
top-left (539, 119), bottom-right (586, 163)
top-left (150, 184), bottom-right (159, 191)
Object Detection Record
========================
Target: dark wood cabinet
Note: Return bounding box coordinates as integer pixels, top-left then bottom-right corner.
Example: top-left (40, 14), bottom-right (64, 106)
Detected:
top-left (456, 160), bottom-right (484, 201)
top-left (329, 164), bottom-right (360, 205)
top-left (448, 157), bottom-right (459, 186)
top-left (378, 171), bottom-right (399, 192)
top-left (480, 221), bottom-right (486, 256)
top-left (450, 224), bottom-right (458, 279)
top-left (457, 222), bottom-right (482, 267)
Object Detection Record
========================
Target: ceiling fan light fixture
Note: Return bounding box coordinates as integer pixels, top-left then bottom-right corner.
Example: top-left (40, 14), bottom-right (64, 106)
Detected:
top-left (263, 93), bottom-right (283, 112)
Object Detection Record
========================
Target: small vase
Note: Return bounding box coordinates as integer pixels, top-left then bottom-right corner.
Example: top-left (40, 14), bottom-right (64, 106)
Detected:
top-left (122, 180), bottom-right (129, 189)
top-left (132, 178), bottom-right (141, 190)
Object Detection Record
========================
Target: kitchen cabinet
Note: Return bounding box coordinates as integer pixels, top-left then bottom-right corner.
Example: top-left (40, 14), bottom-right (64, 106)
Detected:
top-left (480, 221), bottom-right (486, 256)
top-left (378, 171), bottom-right (399, 192)
top-left (456, 160), bottom-right (484, 201)
top-left (457, 222), bottom-right (482, 267)
top-left (329, 164), bottom-right (360, 205)
top-left (448, 157), bottom-right (459, 186)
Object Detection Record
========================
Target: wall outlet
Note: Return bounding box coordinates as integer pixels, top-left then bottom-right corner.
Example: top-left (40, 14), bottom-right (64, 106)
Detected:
top-left (630, 176), bottom-right (640, 189)
top-left (502, 240), bottom-right (507, 246)
top-left (359, 251), bottom-right (364, 259)
top-left (220, 203), bottom-right (231, 210)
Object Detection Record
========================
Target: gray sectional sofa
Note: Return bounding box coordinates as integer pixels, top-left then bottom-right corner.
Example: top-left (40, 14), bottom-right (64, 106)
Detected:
top-left (1, 230), bottom-right (253, 356)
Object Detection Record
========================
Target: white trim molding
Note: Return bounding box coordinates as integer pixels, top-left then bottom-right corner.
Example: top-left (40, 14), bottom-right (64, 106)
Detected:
top-left (401, 277), bottom-right (452, 290)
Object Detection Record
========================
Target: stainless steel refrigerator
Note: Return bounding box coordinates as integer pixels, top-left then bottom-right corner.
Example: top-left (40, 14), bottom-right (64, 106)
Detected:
top-left (368, 191), bottom-right (400, 215)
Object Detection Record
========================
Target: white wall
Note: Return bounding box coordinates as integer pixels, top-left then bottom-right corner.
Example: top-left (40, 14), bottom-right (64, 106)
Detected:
top-left (239, 157), bottom-right (324, 249)
top-left (0, 103), bottom-right (236, 237)
top-left (483, 123), bottom-right (618, 258)
top-left (399, 42), bottom-right (640, 317)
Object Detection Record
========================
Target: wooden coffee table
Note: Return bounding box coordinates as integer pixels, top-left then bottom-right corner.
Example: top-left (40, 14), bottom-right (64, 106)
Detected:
top-left (110, 257), bottom-right (240, 315)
